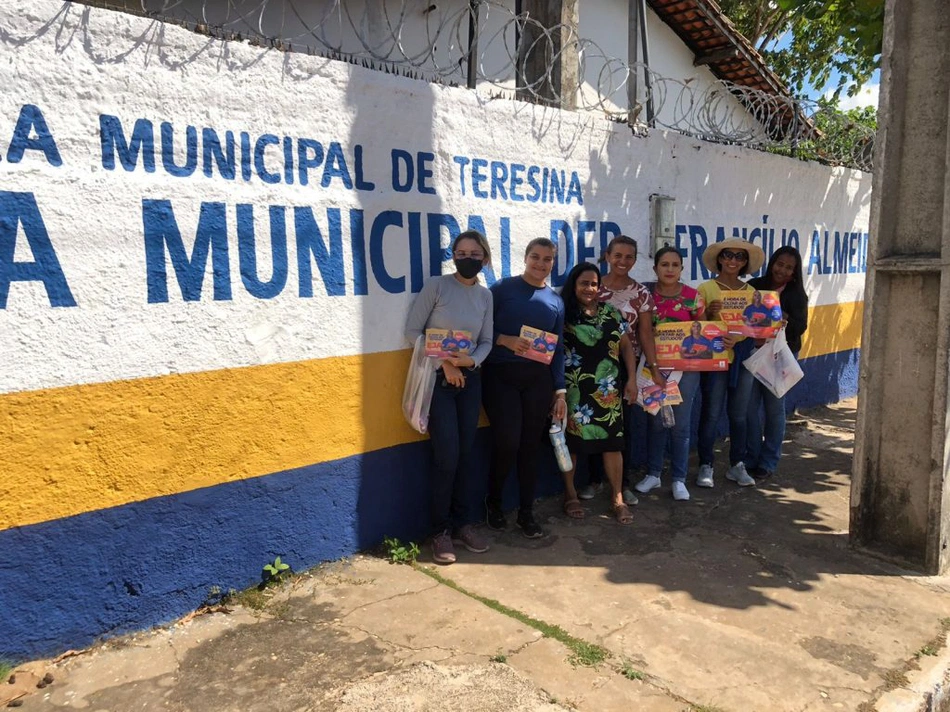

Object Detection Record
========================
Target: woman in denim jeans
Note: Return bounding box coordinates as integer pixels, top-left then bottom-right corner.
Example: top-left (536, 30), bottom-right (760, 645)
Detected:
top-left (697, 238), bottom-right (765, 488)
top-left (746, 246), bottom-right (809, 479)
top-left (634, 247), bottom-right (706, 501)
top-left (405, 231), bottom-right (494, 565)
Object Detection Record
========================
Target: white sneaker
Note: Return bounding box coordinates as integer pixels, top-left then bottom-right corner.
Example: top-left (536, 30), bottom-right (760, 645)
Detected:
top-left (672, 481), bottom-right (690, 501)
top-left (696, 464), bottom-right (714, 488)
top-left (622, 488), bottom-right (639, 506)
top-left (727, 462), bottom-right (756, 487)
top-left (634, 474), bottom-right (662, 493)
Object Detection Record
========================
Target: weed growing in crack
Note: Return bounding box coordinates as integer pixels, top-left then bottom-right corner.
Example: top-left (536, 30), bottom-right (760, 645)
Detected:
top-left (383, 537), bottom-right (420, 564)
top-left (262, 556), bottom-right (291, 585)
top-left (416, 565), bottom-right (608, 667)
top-left (490, 653), bottom-right (508, 663)
top-left (620, 659), bottom-right (644, 680)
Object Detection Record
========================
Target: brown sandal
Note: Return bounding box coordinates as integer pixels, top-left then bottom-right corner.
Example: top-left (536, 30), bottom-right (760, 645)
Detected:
top-left (612, 502), bottom-right (634, 525)
top-left (563, 498), bottom-right (585, 519)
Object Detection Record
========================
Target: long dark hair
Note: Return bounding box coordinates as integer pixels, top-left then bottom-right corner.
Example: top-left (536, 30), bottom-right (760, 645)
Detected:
top-left (561, 262), bottom-right (601, 321)
top-left (762, 246), bottom-right (806, 302)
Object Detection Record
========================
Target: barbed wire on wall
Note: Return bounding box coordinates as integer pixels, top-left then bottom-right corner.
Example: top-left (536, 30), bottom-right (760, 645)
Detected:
top-left (61, 0), bottom-right (874, 171)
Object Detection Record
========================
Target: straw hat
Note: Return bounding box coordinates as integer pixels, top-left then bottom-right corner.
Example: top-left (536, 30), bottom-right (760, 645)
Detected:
top-left (701, 238), bottom-right (766, 274)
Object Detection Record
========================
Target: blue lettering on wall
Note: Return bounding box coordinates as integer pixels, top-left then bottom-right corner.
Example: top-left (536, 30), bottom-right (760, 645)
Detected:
top-left (550, 220), bottom-right (575, 287)
top-left (370, 210), bottom-right (406, 293)
top-left (6, 105), bottom-right (63, 167)
top-left (142, 199), bottom-right (232, 303)
top-left (295, 207), bottom-right (345, 297)
top-left (0, 191), bottom-right (76, 308)
top-left (161, 122), bottom-right (198, 178)
top-left (101, 115), bottom-right (155, 173)
top-left (237, 204), bottom-right (288, 299)
top-left (427, 213), bottom-right (461, 277)
top-left (350, 209), bottom-right (368, 296)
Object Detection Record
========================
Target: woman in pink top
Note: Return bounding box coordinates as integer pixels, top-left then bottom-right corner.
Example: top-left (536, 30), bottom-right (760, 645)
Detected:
top-left (634, 246), bottom-right (705, 501)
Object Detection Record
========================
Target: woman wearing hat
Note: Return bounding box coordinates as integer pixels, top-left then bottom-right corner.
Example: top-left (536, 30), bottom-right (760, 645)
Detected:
top-left (696, 238), bottom-right (765, 488)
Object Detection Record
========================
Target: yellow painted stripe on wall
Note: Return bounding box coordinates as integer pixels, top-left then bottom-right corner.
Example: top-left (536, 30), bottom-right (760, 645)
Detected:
top-left (0, 351), bottom-right (424, 531)
top-left (800, 301), bottom-right (864, 359)
top-left (0, 300), bottom-right (864, 532)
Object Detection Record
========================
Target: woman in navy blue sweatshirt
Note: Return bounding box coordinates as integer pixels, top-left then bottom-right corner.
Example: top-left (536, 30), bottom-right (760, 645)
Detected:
top-left (482, 237), bottom-right (566, 539)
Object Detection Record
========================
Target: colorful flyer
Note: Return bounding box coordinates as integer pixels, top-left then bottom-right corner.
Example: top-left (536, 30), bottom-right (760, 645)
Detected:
top-left (635, 361), bottom-right (683, 415)
top-left (720, 289), bottom-right (783, 338)
top-left (519, 325), bottom-right (558, 364)
top-left (655, 321), bottom-right (730, 371)
top-left (424, 328), bottom-right (473, 358)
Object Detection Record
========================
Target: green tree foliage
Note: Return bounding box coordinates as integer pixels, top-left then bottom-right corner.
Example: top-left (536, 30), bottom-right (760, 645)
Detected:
top-left (771, 101), bottom-right (876, 167)
top-left (718, 0), bottom-right (884, 98)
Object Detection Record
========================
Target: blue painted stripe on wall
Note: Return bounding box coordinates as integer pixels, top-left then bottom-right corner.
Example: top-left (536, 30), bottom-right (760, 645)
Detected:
top-left (0, 432), bottom-right (563, 661)
top-left (1, 347), bottom-right (858, 661)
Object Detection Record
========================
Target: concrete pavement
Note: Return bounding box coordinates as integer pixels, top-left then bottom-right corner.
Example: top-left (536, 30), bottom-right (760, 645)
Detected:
top-left (10, 399), bottom-right (950, 711)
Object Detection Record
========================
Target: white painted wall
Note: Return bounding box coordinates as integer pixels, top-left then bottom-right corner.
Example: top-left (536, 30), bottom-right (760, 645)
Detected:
top-left (0, 0), bottom-right (870, 396)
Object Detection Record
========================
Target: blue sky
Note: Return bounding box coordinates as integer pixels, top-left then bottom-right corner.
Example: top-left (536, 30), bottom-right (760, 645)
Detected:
top-left (771, 34), bottom-right (881, 109)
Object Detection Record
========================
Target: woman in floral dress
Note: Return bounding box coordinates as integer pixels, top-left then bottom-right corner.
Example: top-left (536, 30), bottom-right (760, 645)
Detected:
top-left (559, 263), bottom-right (638, 524)
top-left (579, 235), bottom-right (663, 506)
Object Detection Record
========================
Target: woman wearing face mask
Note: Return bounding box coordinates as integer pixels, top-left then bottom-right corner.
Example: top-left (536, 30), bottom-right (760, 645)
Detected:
top-left (405, 230), bottom-right (494, 564)
top-left (559, 263), bottom-right (638, 523)
top-left (746, 246), bottom-right (809, 479)
top-left (578, 235), bottom-right (663, 505)
top-left (634, 246), bottom-right (706, 501)
top-left (482, 237), bottom-right (567, 539)
top-left (697, 238), bottom-right (765, 489)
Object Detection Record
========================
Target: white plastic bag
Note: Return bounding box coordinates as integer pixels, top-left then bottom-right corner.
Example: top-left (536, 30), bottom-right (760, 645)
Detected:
top-left (402, 335), bottom-right (438, 434)
top-left (743, 328), bottom-right (804, 399)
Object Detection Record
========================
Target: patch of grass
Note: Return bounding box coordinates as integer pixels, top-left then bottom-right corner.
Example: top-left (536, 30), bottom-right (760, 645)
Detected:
top-left (416, 565), bottom-right (609, 667)
top-left (620, 659), bottom-right (644, 680)
top-left (916, 643), bottom-right (939, 658)
top-left (940, 617), bottom-right (950, 630)
top-left (228, 586), bottom-right (274, 611)
top-left (855, 702), bottom-right (876, 712)
top-left (689, 706), bottom-right (727, 712)
top-left (882, 668), bottom-right (909, 690)
top-left (0, 660), bottom-right (13, 682)
top-left (383, 537), bottom-right (420, 565)
top-left (490, 653), bottom-right (508, 663)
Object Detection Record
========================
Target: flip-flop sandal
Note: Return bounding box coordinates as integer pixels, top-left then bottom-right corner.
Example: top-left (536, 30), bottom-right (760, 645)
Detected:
top-left (563, 498), bottom-right (585, 519)
top-left (612, 503), bottom-right (634, 525)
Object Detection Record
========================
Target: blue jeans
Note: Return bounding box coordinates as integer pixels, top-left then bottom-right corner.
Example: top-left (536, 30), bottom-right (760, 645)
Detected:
top-left (648, 371), bottom-right (700, 482)
top-left (427, 369), bottom-right (482, 534)
top-left (746, 351), bottom-right (797, 472)
top-left (698, 365), bottom-right (756, 467)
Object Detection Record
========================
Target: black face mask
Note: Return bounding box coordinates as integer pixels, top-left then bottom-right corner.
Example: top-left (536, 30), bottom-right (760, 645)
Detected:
top-left (454, 258), bottom-right (483, 279)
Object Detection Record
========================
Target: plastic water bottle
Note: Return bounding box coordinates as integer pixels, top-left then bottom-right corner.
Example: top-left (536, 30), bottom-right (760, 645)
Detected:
top-left (549, 422), bottom-right (573, 472)
top-left (660, 404), bottom-right (675, 429)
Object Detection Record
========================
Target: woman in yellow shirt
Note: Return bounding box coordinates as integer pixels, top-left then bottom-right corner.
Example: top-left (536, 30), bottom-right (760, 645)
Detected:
top-left (696, 238), bottom-right (765, 488)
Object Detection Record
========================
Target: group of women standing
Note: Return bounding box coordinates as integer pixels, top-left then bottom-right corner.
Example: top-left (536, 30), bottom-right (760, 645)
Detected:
top-left (406, 231), bottom-right (808, 565)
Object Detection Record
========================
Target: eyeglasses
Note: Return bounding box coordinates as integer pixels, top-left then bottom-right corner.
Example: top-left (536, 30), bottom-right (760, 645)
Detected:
top-left (454, 251), bottom-right (484, 260)
top-left (720, 250), bottom-right (748, 262)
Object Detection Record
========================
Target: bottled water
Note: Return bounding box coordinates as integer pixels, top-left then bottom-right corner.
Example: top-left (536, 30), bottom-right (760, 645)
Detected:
top-left (549, 422), bottom-right (573, 472)
top-left (660, 404), bottom-right (675, 429)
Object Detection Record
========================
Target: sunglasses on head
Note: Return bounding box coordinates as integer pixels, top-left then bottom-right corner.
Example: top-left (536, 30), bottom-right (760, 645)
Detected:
top-left (720, 250), bottom-right (748, 261)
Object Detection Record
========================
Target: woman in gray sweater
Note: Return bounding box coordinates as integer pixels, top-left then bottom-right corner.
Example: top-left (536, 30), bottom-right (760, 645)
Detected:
top-left (405, 230), bottom-right (494, 564)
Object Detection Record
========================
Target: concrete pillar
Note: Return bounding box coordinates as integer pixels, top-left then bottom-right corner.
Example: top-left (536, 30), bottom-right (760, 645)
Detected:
top-left (851, 0), bottom-right (950, 573)
top-left (516, 0), bottom-right (579, 109)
